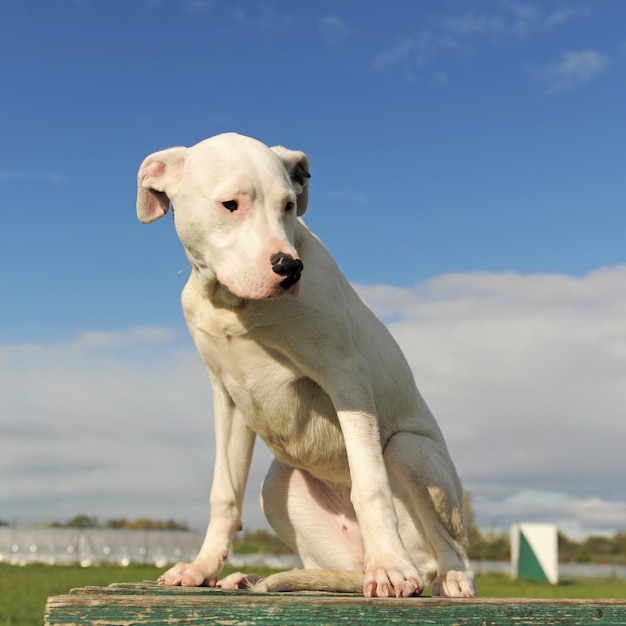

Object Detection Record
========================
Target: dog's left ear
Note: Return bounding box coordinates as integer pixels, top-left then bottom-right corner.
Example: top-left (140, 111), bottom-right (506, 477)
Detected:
top-left (136, 147), bottom-right (186, 224)
top-left (270, 146), bottom-right (311, 216)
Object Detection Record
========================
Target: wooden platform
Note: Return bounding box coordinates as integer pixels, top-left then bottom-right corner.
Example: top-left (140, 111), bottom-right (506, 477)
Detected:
top-left (44, 581), bottom-right (626, 625)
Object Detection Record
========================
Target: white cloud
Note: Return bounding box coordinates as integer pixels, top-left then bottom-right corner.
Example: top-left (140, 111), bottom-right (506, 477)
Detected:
top-left (356, 266), bottom-right (626, 535)
top-left (3, 266), bottom-right (626, 537)
top-left (327, 186), bottom-right (368, 205)
top-left (178, 0), bottom-right (214, 14)
top-left (440, 13), bottom-right (508, 38)
top-left (0, 328), bottom-right (274, 529)
top-left (441, 1), bottom-right (589, 40)
top-left (135, 0), bottom-right (214, 15)
top-left (232, 3), bottom-right (291, 32)
top-left (498, 1), bottom-right (589, 37)
top-left (319, 16), bottom-right (351, 45)
top-left (373, 37), bottom-right (416, 72)
top-left (0, 170), bottom-right (66, 183)
top-left (544, 6), bottom-right (591, 28)
top-left (538, 50), bottom-right (611, 94)
top-left (374, 2), bottom-right (592, 74)
top-left (476, 491), bottom-right (626, 539)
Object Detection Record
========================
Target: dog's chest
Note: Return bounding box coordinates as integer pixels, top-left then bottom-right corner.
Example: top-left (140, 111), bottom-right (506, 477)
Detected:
top-left (198, 330), bottom-right (349, 477)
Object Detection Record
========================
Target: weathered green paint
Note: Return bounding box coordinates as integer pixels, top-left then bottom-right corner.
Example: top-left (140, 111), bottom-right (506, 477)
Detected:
top-left (44, 582), bottom-right (626, 626)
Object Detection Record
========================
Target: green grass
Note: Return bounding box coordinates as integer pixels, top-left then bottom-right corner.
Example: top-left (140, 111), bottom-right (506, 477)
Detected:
top-left (473, 572), bottom-right (625, 598)
top-left (1, 563), bottom-right (624, 626)
top-left (0, 562), bottom-right (163, 626)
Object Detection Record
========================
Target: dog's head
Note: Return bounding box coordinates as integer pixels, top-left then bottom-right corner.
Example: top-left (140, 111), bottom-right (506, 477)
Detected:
top-left (137, 133), bottom-right (310, 301)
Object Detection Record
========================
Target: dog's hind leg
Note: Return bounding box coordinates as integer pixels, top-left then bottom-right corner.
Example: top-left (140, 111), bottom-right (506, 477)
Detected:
top-left (260, 460), bottom-right (365, 573)
top-left (252, 460), bottom-right (389, 593)
top-left (383, 432), bottom-right (476, 598)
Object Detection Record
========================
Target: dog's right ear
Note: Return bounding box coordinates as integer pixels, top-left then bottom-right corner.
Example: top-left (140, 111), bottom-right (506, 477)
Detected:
top-left (270, 145), bottom-right (311, 216)
top-left (136, 147), bottom-right (186, 223)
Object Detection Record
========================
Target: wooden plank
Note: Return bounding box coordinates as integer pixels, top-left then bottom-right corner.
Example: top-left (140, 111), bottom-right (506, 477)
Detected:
top-left (45, 582), bottom-right (626, 626)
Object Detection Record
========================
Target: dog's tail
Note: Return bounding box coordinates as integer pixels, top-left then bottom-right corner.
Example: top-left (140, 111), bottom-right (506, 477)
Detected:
top-left (251, 569), bottom-right (364, 594)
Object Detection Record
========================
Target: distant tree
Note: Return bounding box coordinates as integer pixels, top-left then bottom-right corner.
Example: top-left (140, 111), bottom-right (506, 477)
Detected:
top-left (582, 535), bottom-right (617, 564)
top-left (613, 531), bottom-right (626, 557)
top-left (104, 518), bottom-right (129, 529)
top-left (64, 514), bottom-right (99, 529)
top-left (232, 529), bottom-right (293, 555)
top-left (558, 532), bottom-right (580, 563)
top-left (103, 517), bottom-right (189, 531)
top-left (463, 491), bottom-right (481, 549)
top-left (463, 492), bottom-right (510, 560)
top-left (129, 518), bottom-right (156, 530)
top-left (0, 519), bottom-right (9, 527)
top-left (164, 519), bottom-right (190, 531)
top-left (559, 531), bottom-right (626, 565)
top-left (469, 530), bottom-right (510, 561)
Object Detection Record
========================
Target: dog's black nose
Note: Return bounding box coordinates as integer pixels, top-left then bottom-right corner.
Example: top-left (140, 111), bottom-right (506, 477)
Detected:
top-left (270, 252), bottom-right (303, 290)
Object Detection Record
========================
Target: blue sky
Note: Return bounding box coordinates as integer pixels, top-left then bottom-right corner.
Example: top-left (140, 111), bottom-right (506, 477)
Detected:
top-left (1, 1), bottom-right (625, 540)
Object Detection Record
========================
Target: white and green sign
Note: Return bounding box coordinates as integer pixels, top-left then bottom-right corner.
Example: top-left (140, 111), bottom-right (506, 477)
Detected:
top-left (511, 523), bottom-right (558, 584)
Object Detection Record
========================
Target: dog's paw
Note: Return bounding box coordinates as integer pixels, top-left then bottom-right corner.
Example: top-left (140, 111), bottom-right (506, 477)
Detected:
top-left (363, 565), bottom-right (424, 598)
top-left (432, 570), bottom-right (476, 597)
top-left (157, 561), bottom-right (217, 587)
top-left (216, 572), bottom-right (263, 590)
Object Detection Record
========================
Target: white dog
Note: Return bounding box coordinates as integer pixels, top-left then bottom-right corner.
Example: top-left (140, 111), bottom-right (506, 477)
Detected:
top-left (136, 132), bottom-right (475, 598)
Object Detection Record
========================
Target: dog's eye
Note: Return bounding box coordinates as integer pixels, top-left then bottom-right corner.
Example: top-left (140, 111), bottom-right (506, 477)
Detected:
top-left (285, 202), bottom-right (295, 212)
top-left (222, 200), bottom-right (238, 212)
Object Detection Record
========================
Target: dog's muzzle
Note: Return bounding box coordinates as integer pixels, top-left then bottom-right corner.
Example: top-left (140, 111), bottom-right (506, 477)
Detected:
top-left (270, 253), bottom-right (303, 291)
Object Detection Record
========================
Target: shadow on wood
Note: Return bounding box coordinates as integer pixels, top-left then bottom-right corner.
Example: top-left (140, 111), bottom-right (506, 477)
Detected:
top-left (44, 581), bottom-right (626, 625)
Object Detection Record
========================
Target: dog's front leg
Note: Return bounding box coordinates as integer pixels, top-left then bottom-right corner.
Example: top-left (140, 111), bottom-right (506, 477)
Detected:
top-left (338, 411), bottom-right (423, 597)
top-left (331, 364), bottom-right (423, 598)
top-left (158, 383), bottom-right (255, 587)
